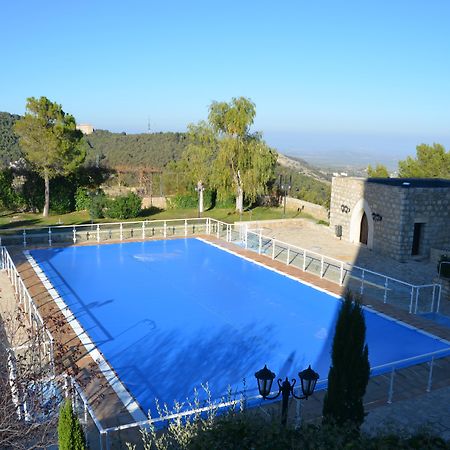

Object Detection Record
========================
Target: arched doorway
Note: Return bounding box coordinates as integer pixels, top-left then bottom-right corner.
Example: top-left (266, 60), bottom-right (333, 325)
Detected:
top-left (360, 212), bottom-right (368, 245)
top-left (349, 198), bottom-right (374, 249)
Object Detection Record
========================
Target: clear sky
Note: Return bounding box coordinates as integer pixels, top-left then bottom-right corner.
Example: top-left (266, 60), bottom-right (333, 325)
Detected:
top-left (1, 0), bottom-right (449, 165)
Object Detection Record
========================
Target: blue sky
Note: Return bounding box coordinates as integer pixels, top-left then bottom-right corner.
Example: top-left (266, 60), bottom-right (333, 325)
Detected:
top-left (1, 1), bottom-right (449, 165)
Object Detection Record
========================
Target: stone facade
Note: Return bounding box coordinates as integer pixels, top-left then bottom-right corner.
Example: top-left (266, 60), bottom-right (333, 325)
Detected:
top-left (329, 177), bottom-right (450, 261)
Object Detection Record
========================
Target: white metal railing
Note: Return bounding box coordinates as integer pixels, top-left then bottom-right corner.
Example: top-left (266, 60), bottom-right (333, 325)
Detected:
top-left (239, 227), bottom-right (442, 315)
top-left (0, 218), bottom-right (442, 314)
top-left (0, 246), bottom-right (55, 372)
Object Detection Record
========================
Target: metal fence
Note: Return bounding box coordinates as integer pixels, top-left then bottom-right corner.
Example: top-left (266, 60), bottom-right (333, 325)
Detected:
top-left (237, 227), bottom-right (442, 315)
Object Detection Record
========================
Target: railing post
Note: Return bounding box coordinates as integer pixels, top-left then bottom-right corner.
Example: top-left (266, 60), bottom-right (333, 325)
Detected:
top-left (339, 262), bottom-right (344, 286)
top-left (286, 247), bottom-right (290, 265)
top-left (72, 226), bottom-right (77, 244)
top-left (383, 278), bottom-right (388, 303)
top-left (414, 287), bottom-right (420, 314)
top-left (23, 229), bottom-right (27, 247)
top-left (119, 223), bottom-right (123, 241)
top-left (272, 239), bottom-right (275, 260)
top-left (426, 357), bottom-right (434, 392)
top-left (48, 227), bottom-right (52, 246)
top-left (387, 368), bottom-right (395, 404)
top-left (244, 229), bottom-right (248, 249)
top-left (164, 221), bottom-right (167, 238)
top-left (409, 286), bottom-right (414, 314)
top-left (141, 221), bottom-right (145, 240)
top-left (258, 232), bottom-right (262, 255)
top-left (360, 270), bottom-right (365, 295)
top-left (216, 223), bottom-right (220, 239)
top-left (320, 256), bottom-right (324, 278)
top-left (430, 285), bottom-right (436, 313)
top-left (436, 285), bottom-right (442, 313)
top-left (184, 219), bottom-right (188, 237)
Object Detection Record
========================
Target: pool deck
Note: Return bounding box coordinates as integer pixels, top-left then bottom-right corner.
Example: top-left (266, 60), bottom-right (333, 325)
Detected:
top-left (1, 230), bottom-right (449, 445)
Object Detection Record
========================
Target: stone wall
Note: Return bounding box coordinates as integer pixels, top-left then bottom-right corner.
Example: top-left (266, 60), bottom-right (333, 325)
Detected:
top-left (284, 197), bottom-right (328, 221)
top-left (329, 177), bottom-right (450, 261)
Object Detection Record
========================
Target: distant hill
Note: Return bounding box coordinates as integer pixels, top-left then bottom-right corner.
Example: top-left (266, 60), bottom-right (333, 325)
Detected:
top-left (85, 129), bottom-right (190, 168)
top-left (277, 153), bottom-right (331, 183)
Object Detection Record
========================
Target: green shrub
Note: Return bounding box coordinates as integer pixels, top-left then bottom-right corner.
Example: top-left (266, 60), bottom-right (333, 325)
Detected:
top-left (438, 254), bottom-right (450, 278)
top-left (75, 187), bottom-right (91, 211)
top-left (215, 194), bottom-right (235, 208)
top-left (50, 180), bottom-right (76, 214)
top-left (168, 191), bottom-right (214, 210)
top-left (89, 191), bottom-right (107, 219)
top-left (58, 400), bottom-right (86, 450)
top-left (106, 192), bottom-right (142, 219)
top-left (0, 169), bottom-right (24, 210)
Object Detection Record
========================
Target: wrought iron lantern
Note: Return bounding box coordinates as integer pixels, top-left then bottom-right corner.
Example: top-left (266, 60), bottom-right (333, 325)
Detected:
top-left (255, 364), bottom-right (319, 425)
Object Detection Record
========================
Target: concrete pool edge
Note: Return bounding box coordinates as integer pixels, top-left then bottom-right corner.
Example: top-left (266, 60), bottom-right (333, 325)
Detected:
top-left (23, 249), bottom-right (147, 423)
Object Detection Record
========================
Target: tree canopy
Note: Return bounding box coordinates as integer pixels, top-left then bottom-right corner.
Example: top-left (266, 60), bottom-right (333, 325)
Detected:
top-left (367, 163), bottom-right (389, 178)
top-left (210, 97), bottom-right (277, 212)
top-left (398, 143), bottom-right (450, 178)
top-left (14, 97), bottom-right (85, 216)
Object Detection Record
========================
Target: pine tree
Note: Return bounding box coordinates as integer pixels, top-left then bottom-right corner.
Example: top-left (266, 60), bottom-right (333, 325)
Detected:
top-left (58, 400), bottom-right (87, 450)
top-left (322, 290), bottom-right (370, 429)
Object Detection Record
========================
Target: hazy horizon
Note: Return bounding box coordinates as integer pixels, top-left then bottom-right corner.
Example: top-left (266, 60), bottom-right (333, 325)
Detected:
top-left (2, 1), bottom-right (449, 171)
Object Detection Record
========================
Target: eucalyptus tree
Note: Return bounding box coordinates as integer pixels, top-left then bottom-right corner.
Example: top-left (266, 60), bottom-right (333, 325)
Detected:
top-left (209, 97), bottom-right (277, 212)
top-left (14, 97), bottom-right (85, 216)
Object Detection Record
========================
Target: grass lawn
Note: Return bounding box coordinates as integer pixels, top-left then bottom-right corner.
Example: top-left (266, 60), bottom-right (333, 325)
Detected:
top-left (0, 207), bottom-right (318, 230)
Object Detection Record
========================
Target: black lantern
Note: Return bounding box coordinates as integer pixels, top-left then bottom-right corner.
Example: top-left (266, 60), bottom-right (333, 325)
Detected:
top-left (298, 365), bottom-right (319, 398)
top-left (255, 365), bottom-right (276, 398)
top-left (255, 364), bottom-right (319, 426)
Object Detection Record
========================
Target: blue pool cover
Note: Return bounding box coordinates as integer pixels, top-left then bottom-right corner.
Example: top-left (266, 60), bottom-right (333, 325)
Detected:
top-left (30, 239), bottom-right (450, 416)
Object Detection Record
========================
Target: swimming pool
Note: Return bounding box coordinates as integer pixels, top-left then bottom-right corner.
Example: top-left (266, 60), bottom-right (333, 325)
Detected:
top-left (28, 238), bottom-right (450, 418)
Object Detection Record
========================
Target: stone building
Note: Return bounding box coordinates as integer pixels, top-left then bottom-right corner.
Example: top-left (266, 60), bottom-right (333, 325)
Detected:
top-left (329, 177), bottom-right (450, 261)
top-left (76, 123), bottom-right (94, 135)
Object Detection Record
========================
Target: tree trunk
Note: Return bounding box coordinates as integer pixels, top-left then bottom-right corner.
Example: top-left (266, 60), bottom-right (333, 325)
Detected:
top-left (236, 185), bottom-right (244, 213)
top-left (43, 173), bottom-right (50, 217)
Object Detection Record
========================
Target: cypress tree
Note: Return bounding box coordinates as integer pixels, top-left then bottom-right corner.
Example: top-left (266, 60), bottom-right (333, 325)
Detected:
top-left (58, 399), bottom-right (87, 450)
top-left (322, 290), bottom-right (370, 429)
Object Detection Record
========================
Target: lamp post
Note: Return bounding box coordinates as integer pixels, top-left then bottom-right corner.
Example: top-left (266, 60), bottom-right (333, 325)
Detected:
top-left (195, 180), bottom-right (205, 218)
top-left (255, 364), bottom-right (319, 426)
top-left (279, 175), bottom-right (292, 218)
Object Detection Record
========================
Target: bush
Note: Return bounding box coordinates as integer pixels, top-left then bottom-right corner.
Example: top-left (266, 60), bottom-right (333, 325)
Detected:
top-left (168, 191), bottom-right (214, 210)
top-left (88, 191), bottom-right (107, 219)
top-left (75, 187), bottom-right (91, 211)
top-left (50, 179), bottom-right (76, 214)
top-left (58, 400), bottom-right (86, 450)
top-left (438, 254), bottom-right (450, 278)
top-left (0, 169), bottom-right (24, 210)
top-left (106, 192), bottom-right (142, 219)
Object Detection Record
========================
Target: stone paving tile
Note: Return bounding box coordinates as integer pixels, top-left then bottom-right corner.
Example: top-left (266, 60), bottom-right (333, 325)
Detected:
top-left (362, 386), bottom-right (450, 440)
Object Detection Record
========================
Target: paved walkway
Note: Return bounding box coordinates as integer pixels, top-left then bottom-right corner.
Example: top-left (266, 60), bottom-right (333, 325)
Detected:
top-left (245, 218), bottom-right (449, 316)
top-left (362, 386), bottom-right (450, 440)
